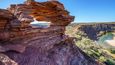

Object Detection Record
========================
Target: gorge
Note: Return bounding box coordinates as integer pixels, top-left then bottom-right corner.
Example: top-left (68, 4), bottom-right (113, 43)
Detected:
top-left (0, 0), bottom-right (102, 65)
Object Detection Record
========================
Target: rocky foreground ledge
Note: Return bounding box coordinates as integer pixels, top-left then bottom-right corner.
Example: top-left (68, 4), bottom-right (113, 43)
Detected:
top-left (0, 0), bottom-right (103, 65)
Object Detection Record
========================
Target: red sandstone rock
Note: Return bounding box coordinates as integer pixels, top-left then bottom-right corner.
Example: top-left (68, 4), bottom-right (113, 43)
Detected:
top-left (0, 9), bottom-right (13, 19)
top-left (0, 0), bottom-right (103, 65)
top-left (0, 53), bottom-right (18, 65)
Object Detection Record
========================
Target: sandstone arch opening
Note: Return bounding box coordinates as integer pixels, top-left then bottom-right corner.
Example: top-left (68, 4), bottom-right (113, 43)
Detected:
top-left (0, 0), bottom-right (101, 65)
top-left (30, 18), bottom-right (51, 28)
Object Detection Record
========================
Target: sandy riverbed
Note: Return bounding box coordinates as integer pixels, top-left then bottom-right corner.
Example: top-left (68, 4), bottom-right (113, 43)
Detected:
top-left (106, 37), bottom-right (115, 47)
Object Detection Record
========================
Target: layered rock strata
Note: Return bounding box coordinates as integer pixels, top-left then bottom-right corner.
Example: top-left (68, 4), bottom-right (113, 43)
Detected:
top-left (0, 0), bottom-right (102, 65)
top-left (76, 23), bottom-right (115, 40)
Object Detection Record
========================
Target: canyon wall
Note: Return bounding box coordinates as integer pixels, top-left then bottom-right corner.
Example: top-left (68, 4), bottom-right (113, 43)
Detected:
top-left (0, 0), bottom-right (103, 65)
top-left (74, 23), bottom-right (115, 40)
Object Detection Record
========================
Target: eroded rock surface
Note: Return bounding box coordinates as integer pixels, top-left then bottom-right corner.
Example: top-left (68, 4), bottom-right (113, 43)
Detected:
top-left (0, 0), bottom-right (103, 65)
top-left (75, 23), bottom-right (115, 40)
top-left (0, 53), bottom-right (18, 65)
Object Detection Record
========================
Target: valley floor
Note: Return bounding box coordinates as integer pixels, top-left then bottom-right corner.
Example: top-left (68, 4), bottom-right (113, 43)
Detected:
top-left (106, 37), bottom-right (115, 47)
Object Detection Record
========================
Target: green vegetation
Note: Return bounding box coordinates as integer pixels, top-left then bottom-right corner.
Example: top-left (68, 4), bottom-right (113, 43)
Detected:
top-left (75, 31), bottom-right (115, 65)
top-left (110, 49), bottom-right (115, 54)
top-left (105, 59), bottom-right (115, 65)
top-left (66, 25), bottom-right (115, 65)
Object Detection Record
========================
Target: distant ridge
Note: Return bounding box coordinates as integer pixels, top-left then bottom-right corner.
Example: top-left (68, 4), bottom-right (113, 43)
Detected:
top-left (71, 22), bottom-right (115, 25)
top-left (69, 23), bottom-right (115, 40)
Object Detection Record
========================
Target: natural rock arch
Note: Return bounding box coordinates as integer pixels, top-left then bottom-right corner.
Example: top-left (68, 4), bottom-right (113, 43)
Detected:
top-left (0, 0), bottom-right (103, 65)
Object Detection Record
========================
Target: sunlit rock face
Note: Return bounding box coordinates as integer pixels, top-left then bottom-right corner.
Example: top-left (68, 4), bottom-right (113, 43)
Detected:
top-left (0, 53), bottom-right (18, 65)
top-left (0, 0), bottom-right (102, 65)
top-left (76, 23), bottom-right (115, 40)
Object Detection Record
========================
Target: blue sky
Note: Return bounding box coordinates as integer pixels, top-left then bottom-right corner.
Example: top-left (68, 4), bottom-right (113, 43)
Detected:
top-left (0, 0), bottom-right (115, 23)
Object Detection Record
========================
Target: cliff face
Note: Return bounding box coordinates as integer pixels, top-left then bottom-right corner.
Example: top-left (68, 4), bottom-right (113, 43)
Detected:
top-left (0, 0), bottom-right (102, 65)
top-left (75, 23), bottom-right (115, 40)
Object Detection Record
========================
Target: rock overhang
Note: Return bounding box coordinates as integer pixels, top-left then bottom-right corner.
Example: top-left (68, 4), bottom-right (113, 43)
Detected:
top-left (0, 1), bottom-right (102, 65)
top-left (8, 0), bottom-right (74, 26)
top-left (0, 0), bottom-right (74, 42)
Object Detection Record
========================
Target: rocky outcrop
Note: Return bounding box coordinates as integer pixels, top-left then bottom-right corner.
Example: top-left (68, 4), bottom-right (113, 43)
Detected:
top-left (0, 0), bottom-right (102, 65)
top-left (0, 53), bottom-right (18, 65)
top-left (75, 23), bottom-right (115, 40)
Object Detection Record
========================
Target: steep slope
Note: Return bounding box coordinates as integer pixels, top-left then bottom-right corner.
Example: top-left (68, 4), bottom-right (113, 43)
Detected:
top-left (66, 23), bottom-right (115, 65)
top-left (71, 23), bottom-right (115, 40)
top-left (0, 0), bottom-right (102, 65)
